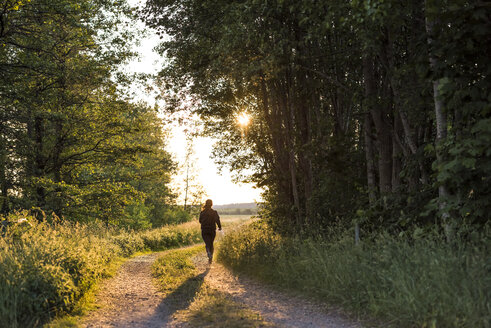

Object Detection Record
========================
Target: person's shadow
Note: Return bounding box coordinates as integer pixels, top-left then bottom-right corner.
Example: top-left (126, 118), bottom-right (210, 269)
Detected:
top-left (154, 267), bottom-right (211, 325)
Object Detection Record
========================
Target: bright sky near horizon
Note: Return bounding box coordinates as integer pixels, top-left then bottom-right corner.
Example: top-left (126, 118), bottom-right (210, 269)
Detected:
top-left (122, 2), bottom-right (262, 205)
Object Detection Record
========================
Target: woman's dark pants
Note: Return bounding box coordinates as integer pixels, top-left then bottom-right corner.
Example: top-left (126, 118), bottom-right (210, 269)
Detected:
top-left (201, 229), bottom-right (216, 259)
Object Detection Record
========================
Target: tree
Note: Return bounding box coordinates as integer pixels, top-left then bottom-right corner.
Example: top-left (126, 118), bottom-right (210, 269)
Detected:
top-left (142, 0), bottom-right (490, 235)
top-left (0, 0), bottom-right (177, 226)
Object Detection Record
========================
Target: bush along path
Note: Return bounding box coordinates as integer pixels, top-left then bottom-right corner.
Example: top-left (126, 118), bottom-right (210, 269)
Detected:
top-left (80, 243), bottom-right (363, 328)
top-left (0, 214), bottom-right (202, 328)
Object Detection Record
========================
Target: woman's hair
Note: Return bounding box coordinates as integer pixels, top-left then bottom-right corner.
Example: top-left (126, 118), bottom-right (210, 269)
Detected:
top-left (202, 199), bottom-right (213, 210)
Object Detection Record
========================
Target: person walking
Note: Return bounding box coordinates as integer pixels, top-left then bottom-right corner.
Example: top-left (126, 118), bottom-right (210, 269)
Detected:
top-left (199, 199), bottom-right (222, 264)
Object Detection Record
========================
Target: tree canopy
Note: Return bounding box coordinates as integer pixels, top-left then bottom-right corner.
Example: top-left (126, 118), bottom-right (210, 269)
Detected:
top-left (0, 0), bottom-right (181, 227)
top-left (142, 0), bottom-right (490, 235)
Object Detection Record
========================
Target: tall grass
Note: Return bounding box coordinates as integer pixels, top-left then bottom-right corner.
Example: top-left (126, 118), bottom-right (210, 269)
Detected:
top-left (0, 213), bottom-right (201, 327)
top-left (218, 221), bottom-right (490, 327)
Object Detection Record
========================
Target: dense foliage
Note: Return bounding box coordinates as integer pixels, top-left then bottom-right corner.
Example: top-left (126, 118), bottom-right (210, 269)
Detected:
top-left (142, 0), bottom-right (490, 235)
top-left (0, 212), bottom-right (202, 327)
top-left (0, 0), bottom-right (182, 227)
top-left (218, 221), bottom-right (490, 327)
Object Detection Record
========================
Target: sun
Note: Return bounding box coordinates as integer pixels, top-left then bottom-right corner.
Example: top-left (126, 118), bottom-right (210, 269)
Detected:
top-left (237, 112), bottom-right (251, 128)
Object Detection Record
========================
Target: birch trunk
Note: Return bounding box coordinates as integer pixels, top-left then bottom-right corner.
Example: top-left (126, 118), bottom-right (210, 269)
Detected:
top-left (425, 1), bottom-right (452, 241)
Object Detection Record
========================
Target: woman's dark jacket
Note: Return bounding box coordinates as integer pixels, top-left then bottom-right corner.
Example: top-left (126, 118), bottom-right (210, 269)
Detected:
top-left (199, 208), bottom-right (221, 232)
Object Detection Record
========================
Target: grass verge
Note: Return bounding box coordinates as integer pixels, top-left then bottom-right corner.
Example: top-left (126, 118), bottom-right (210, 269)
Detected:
top-left (0, 212), bottom-right (202, 328)
top-left (152, 245), bottom-right (206, 298)
top-left (174, 284), bottom-right (273, 328)
top-left (217, 221), bottom-right (490, 328)
top-left (43, 254), bottom-right (137, 328)
top-left (152, 245), bottom-right (272, 327)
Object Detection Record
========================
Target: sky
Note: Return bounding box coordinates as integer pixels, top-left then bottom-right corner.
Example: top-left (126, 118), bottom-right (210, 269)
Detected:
top-left (122, 2), bottom-right (262, 205)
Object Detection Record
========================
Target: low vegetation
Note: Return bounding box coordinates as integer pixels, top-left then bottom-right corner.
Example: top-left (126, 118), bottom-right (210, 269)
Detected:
top-left (152, 245), bottom-right (271, 327)
top-left (218, 221), bottom-right (490, 328)
top-left (0, 212), bottom-right (201, 328)
top-left (152, 245), bottom-right (205, 298)
top-left (175, 285), bottom-right (272, 328)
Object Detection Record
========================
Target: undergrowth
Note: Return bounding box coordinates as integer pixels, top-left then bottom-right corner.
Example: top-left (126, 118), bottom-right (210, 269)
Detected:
top-left (217, 221), bottom-right (490, 328)
top-left (0, 212), bottom-right (201, 327)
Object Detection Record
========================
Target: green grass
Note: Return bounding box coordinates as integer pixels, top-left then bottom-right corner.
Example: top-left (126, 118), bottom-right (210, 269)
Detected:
top-left (174, 284), bottom-right (273, 328)
top-left (43, 317), bottom-right (79, 328)
top-left (152, 244), bottom-right (272, 327)
top-left (217, 221), bottom-right (490, 328)
top-left (152, 245), bottom-right (206, 298)
top-left (0, 213), bottom-right (202, 328)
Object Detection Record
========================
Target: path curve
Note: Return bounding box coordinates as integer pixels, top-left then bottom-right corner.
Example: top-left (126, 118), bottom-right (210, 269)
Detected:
top-left (193, 253), bottom-right (363, 328)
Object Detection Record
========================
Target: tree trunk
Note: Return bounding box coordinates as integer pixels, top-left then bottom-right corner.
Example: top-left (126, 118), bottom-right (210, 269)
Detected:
top-left (262, 79), bottom-right (290, 200)
top-left (296, 74), bottom-right (313, 224)
top-left (0, 147), bottom-right (8, 215)
top-left (34, 114), bottom-right (46, 209)
top-left (425, 0), bottom-right (452, 241)
top-left (392, 114), bottom-right (402, 192)
top-left (0, 116), bottom-right (9, 214)
top-left (52, 118), bottom-right (64, 217)
top-left (363, 56), bottom-right (392, 194)
top-left (267, 81), bottom-right (292, 206)
top-left (383, 27), bottom-right (430, 186)
top-left (183, 161), bottom-right (189, 211)
top-left (285, 75), bottom-right (302, 226)
top-left (364, 113), bottom-right (377, 204)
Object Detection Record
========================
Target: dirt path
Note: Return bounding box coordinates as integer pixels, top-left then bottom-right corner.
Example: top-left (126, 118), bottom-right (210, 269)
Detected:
top-left (192, 253), bottom-right (363, 328)
top-left (82, 249), bottom-right (363, 328)
top-left (82, 252), bottom-right (172, 328)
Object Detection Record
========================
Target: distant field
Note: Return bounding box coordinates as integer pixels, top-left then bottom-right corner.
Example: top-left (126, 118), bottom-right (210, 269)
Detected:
top-left (214, 203), bottom-right (257, 209)
top-left (214, 203), bottom-right (258, 216)
top-left (220, 214), bottom-right (254, 227)
top-left (189, 214), bottom-right (253, 231)
top-left (218, 209), bottom-right (258, 215)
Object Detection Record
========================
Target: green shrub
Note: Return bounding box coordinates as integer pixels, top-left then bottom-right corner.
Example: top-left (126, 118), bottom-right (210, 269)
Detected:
top-left (151, 207), bottom-right (193, 227)
top-left (218, 221), bottom-right (490, 328)
top-left (110, 231), bottom-right (146, 256)
top-left (140, 222), bottom-right (202, 250)
top-left (0, 213), bottom-right (201, 327)
top-left (0, 219), bottom-right (114, 327)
